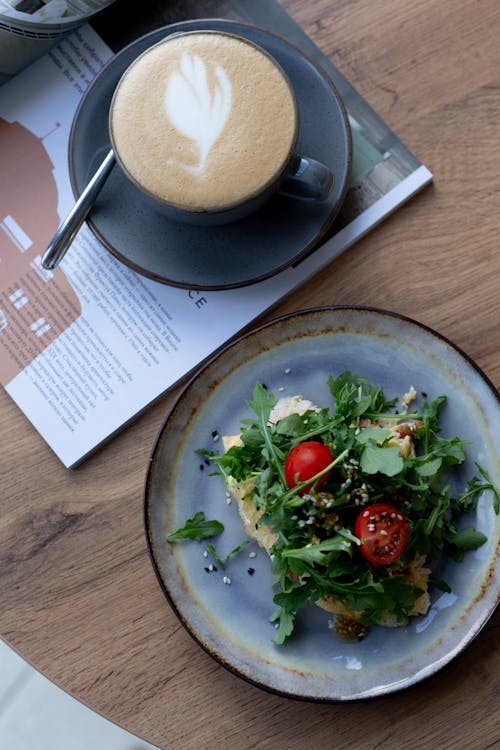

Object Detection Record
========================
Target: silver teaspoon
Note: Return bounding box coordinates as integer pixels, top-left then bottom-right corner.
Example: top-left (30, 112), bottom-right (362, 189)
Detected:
top-left (41, 149), bottom-right (116, 270)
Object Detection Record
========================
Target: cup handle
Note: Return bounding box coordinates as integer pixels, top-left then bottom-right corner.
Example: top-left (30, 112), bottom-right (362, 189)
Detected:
top-left (279, 155), bottom-right (334, 201)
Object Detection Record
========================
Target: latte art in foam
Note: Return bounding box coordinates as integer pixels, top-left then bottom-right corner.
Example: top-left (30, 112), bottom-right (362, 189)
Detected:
top-left (165, 53), bottom-right (232, 175)
top-left (109, 31), bottom-right (298, 213)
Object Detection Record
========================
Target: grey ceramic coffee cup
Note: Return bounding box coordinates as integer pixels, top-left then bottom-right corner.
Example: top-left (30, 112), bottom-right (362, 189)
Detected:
top-left (109, 30), bottom-right (334, 226)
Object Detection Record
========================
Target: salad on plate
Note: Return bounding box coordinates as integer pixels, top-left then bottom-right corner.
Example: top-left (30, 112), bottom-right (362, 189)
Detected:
top-left (168, 371), bottom-right (499, 644)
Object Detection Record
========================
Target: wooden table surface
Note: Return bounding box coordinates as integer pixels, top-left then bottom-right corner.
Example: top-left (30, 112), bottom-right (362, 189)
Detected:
top-left (1, 1), bottom-right (499, 749)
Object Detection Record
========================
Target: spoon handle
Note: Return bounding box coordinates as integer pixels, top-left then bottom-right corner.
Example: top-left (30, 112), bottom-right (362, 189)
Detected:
top-left (41, 149), bottom-right (116, 270)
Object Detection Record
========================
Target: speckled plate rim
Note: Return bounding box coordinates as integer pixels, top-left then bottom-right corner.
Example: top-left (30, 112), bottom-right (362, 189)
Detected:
top-left (68, 19), bottom-right (352, 291)
top-left (143, 306), bottom-right (500, 702)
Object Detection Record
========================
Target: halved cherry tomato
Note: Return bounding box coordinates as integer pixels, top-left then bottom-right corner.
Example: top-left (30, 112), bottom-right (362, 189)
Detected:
top-left (354, 503), bottom-right (409, 565)
top-left (284, 441), bottom-right (333, 493)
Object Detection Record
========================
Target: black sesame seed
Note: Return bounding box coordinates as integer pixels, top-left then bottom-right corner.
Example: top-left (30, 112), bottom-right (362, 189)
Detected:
top-left (421, 391), bottom-right (428, 398)
top-left (204, 567), bottom-right (210, 573)
top-left (247, 568), bottom-right (255, 576)
top-left (211, 430), bottom-right (218, 438)
top-left (262, 384), bottom-right (268, 390)
top-left (199, 464), bottom-right (204, 471)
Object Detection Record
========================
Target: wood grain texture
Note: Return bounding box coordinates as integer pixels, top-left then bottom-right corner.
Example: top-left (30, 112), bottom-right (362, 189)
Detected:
top-left (0, 2), bottom-right (499, 749)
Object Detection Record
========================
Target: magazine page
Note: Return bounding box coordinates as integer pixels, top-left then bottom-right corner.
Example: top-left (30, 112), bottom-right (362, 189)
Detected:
top-left (0, 25), bottom-right (432, 467)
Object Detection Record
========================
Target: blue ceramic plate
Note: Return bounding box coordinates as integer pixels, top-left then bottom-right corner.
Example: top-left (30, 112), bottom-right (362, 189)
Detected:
top-left (144, 307), bottom-right (499, 701)
top-left (69, 20), bottom-right (351, 290)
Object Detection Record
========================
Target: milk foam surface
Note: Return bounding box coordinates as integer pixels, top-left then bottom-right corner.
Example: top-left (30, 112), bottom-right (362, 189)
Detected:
top-left (165, 52), bottom-right (232, 176)
top-left (110, 32), bottom-right (298, 211)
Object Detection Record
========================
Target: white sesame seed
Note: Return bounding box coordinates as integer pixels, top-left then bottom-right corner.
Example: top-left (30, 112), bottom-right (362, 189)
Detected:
top-left (226, 496), bottom-right (232, 505)
top-left (249, 551), bottom-right (256, 558)
top-left (278, 386), bottom-right (285, 392)
top-left (363, 510), bottom-right (370, 517)
top-left (380, 530), bottom-right (388, 536)
top-left (284, 367), bottom-right (291, 374)
top-left (397, 514), bottom-right (403, 520)
top-left (208, 564), bottom-right (215, 571)
top-left (223, 576), bottom-right (231, 585)
top-left (203, 550), bottom-right (208, 558)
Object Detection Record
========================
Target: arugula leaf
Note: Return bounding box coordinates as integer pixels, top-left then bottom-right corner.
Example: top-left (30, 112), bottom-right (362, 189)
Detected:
top-left (420, 395), bottom-right (447, 452)
top-left (246, 383), bottom-right (286, 485)
top-left (327, 371), bottom-right (396, 420)
top-left (273, 412), bottom-right (312, 437)
top-left (272, 575), bottom-right (316, 609)
top-left (205, 540), bottom-right (250, 569)
top-left (355, 425), bottom-right (391, 444)
top-left (359, 441), bottom-right (404, 476)
top-left (281, 534), bottom-right (355, 565)
top-left (455, 465), bottom-right (500, 515)
top-left (166, 512), bottom-right (224, 542)
top-left (413, 456), bottom-right (443, 478)
top-left (425, 491), bottom-right (450, 535)
top-left (428, 437), bottom-right (467, 469)
top-left (270, 607), bottom-right (296, 645)
top-left (354, 425), bottom-right (407, 476)
top-left (449, 526), bottom-right (487, 550)
top-left (477, 464), bottom-right (500, 514)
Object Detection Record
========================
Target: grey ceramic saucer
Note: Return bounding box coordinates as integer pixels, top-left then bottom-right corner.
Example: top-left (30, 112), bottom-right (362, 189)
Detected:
top-left (144, 306), bottom-right (499, 702)
top-left (69, 20), bottom-right (351, 290)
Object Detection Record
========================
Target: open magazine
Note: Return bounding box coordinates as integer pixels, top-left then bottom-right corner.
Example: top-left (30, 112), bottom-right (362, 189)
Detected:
top-left (0, 15), bottom-right (432, 467)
